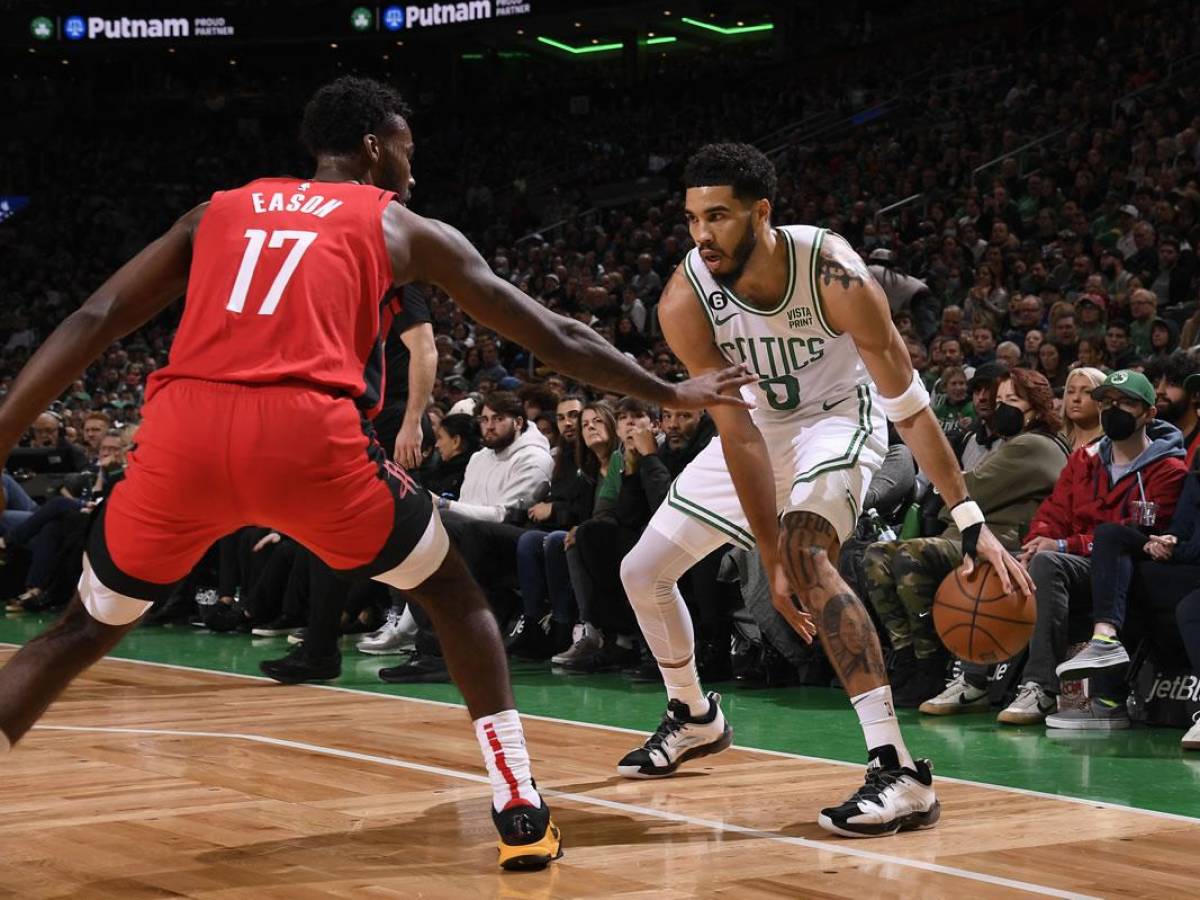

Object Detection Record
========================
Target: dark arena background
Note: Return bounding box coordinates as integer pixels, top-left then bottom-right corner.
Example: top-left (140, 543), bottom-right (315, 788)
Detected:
top-left (3, 1), bottom-right (1200, 896)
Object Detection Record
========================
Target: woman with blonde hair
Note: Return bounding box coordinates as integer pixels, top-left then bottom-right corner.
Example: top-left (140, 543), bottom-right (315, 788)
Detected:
top-left (1061, 366), bottom-right (1106, 450)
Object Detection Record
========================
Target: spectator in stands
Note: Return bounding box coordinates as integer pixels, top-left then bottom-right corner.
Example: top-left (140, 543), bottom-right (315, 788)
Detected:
top-left (424, 413), bottom-right (481, 500)
top-left (510, 401), bottom-right (621, 660)
top-left (554, 398), bottom-right (687, 674)
top-left (80, 411), bottom-right (110, 464)
top-left (956, 362), bottom-right (1008, 471)
top-left (1074, 293), bottom-right (1107, 344)
top-left (24, 411), bottom-right (87, 470)
top-left (996, 341), bottom-right (1022, 370)
top-left (1000, 371), bottom-right (1188, 727)
top-left (1128, 289), bottom-right (1159, 357)
top-left (381, 392), bottom-right (553, 683)
top-left (865, 369), bottom-right (1067, 708)
top-left (1052, 440), bottom-right (1200, 732)
top-left (1146, 353), bottom-right (1200, 465)
top-left (967, 324), bottom-right (997, 367)
top-left (1061, 367), bottom-right (1106, 451)
top-left (933, 365), bottom-right (972, 434)
top-left (1149, 317), bottom-right (1180, 360)
top-left (1149, 235), bottom-right (1194, 306)
top-left (1036, 341), bottom-right (1067, 392)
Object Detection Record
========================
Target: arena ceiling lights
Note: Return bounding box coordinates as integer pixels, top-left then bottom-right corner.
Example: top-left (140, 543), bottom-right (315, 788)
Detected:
top-left (679, 16), bottom-right (773, 35)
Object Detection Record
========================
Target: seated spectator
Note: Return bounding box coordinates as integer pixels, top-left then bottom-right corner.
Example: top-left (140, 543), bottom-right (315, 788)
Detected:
top-left (1073, 336), bottom-right (1109, 371)
top-left (1023, 328), bottom-right (1044, 368)
top-left (1149, 317), bottom-right (1180, 360)
top-left (1060, 367), bottom-right (1106, 450)
top-left (1000, 370), bottom-right (1188, 727)
top-left (1036, 341), bottom-right (1067, 391)
top-left (1074, 293), bottom-right (1108, 344)
top-left (80, 411), bottom-right (111, 465)
top-left (967, 324), bottom-right (998, 367)
top-left (21, 411), bottom-right (87, 471)
top-left (933, 365), bottom-right (973, 434)
top-left (956, 362), bottom-right (1007, 471)
top-left (382, 392), bottom-right (554, 682)
top-left (1, 473), bottom-right (38, 536)
top-left (1051, 451), bottom-right (1200, 732)
top-left (1128, 289), bottom-right (1159, 357)
top-left (1146, 351), bottom-right (1200, 464)
top-left (510, 401), bottom-right (621, 660)
top-left (995, 341), bottom-right (1023, 370)
top-left (864, 369), bottom-right (1068, 707)
top-left (424, 413), bottom-right (480, 499)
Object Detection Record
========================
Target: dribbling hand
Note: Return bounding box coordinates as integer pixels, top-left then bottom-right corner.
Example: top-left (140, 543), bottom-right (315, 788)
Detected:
top-left (964, 524), bottom-right (1035, 599)
top-left (668, 365), bottom-right (757, 411)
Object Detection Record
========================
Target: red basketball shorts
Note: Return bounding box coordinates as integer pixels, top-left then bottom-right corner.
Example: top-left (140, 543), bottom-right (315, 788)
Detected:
top-left (86, 378), bottom-right (442, 605)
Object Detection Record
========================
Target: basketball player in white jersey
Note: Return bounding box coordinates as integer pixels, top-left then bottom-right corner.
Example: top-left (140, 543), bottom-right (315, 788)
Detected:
top-left (616, 144), bottom-right (1034, 837)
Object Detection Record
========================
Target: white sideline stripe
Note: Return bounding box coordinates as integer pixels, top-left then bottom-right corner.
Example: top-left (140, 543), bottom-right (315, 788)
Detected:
top-left (4, 645), bottom-right (1199, 825)
top-left (34, 723), bottom-right (1096, 900)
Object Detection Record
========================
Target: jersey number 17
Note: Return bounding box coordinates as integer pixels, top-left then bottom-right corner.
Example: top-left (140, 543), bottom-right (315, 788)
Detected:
top-left (226, 228), bottom-right (318, 316)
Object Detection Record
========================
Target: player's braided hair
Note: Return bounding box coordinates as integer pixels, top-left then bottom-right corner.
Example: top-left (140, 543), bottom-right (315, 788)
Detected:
top-left (683, 142), bottom-right (777, 206)
top-left (300, 76), bottom-right (412, 157)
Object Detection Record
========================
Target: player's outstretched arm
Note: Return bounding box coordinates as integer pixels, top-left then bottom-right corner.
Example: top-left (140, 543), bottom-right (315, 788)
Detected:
top-left (385, 205), bottom-right (754, 410)
top-left (0, 204), bottom-right (205, 466)
top-left (658, 270), bottom-right (814, 641)
top-left (818, 231), bottom-right (1034, 598)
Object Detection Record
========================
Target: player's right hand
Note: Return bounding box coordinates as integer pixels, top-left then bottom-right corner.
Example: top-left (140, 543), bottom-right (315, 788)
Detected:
top-left (668, 365), bottom-right (757, 411)
top-left (770, 561), bottom-right (816, 643)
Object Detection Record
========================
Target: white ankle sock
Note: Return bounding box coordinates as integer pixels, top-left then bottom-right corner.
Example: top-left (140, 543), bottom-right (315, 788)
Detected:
top-left (660, 657), bottom-right (709, 716)
top-left (396, 604), bottom-right (417, 637)
top-left (851, 685), bottom-right (914, 769)
top-left (473, 709), bottom-right (541, 812)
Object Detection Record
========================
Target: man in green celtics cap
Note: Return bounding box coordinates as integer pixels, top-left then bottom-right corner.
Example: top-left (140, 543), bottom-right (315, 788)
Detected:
top-left (1002, 370), bottom-right (1188, 729)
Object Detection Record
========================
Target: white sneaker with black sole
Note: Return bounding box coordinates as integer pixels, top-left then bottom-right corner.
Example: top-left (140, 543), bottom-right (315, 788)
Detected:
top-left (818, 747), bottom-right (940, 838)
top-left (617, 692), bottom-right (732, 778)
top-left (1183, 715), bottom-right (1200, 751)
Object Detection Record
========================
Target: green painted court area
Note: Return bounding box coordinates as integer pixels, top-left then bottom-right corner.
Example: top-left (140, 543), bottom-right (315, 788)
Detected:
top-left (3, 614), bottom-right (1198, 821)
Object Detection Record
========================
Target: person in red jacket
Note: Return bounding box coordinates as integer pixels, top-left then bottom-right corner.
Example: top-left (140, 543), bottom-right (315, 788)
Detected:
top-left (999, 370), bottom-right (1188, 727)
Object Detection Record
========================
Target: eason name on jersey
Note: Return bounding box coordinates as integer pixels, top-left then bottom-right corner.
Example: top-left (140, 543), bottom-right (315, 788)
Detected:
top-left (1150, 674), bottom-right (1200, 702)
top-left (251, 192), bottom-right (343, 219)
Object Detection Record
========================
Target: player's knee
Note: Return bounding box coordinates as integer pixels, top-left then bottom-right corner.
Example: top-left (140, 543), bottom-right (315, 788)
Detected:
top-left (619, 552), bottom-right (654, 603)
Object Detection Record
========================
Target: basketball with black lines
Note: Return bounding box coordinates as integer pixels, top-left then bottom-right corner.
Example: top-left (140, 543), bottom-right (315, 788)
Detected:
top-left (933, 563), bottom-right (1035, 664)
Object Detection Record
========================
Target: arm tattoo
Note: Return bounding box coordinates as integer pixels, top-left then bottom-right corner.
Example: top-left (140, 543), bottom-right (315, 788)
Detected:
top-left (818, 243), bottom-right (871, 291)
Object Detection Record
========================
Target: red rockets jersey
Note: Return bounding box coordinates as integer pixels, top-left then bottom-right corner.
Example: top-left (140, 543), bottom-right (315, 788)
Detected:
top-left (148, 178), bottom-right (400, 418)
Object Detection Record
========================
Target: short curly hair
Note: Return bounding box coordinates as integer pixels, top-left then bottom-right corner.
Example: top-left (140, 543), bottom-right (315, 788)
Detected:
top-left (300, 76), bottom-right (412, 157)
top-left (683, 142), bottom-right (777, 205)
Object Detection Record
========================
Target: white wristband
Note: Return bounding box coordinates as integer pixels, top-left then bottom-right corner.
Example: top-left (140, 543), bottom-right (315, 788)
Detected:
top-left (950, 500), bottom-right (986, 531)
top-left (876, 370), bottom-right (931, 422)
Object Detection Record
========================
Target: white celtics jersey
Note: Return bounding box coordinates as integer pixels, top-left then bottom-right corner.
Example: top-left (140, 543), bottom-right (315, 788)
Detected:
top-left (682, 225), bottom-right (870, 423)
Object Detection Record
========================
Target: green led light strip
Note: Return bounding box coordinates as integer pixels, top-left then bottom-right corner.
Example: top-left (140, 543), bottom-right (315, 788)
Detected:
top-left (536, 36), bottom-right (624, 54)
top-left (680, 16), bottom-right (774, 35)
top-left (643, 35), bottom-right (677, 46)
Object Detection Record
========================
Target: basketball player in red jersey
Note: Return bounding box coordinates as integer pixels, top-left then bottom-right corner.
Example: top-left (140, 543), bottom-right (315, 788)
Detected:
top-left (0, 77), bottom-right (753, 871)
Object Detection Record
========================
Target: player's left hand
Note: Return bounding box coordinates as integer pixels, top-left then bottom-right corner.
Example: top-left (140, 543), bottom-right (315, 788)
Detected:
top-left (964, 524), bottom-right (1034, 599)
top-left (393, 421), bottom-right (423, 470)
top-left (668, 365), bottom-right (757, 411)
top-left (769, 560), bottom-right (816, 643)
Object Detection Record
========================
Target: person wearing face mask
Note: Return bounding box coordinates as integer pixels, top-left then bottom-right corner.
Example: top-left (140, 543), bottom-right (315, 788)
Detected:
top-left (1005, 371), bottom-right (1188, 728)
top-left (864, 369), bottom-right (1069, 708)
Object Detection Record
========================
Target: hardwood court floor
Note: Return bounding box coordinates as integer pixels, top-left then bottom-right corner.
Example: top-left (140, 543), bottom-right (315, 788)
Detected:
top-left (1, 650), bottom-right (1198, 899)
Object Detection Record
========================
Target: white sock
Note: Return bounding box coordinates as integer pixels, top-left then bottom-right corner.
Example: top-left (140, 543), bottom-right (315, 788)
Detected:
top-left (851, 685), bottom-right (914, 769)
top-left (396, 604), bottom-right (417, 637)
top-left (660, 657), bottom-right (709, 717)
top-left (473, 709), bottom-right (542, 812)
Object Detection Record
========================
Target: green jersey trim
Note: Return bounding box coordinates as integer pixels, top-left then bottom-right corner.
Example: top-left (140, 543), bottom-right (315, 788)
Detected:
top-left (714, 228), bottom-right (796, 317)
top-left (667, 482), bottom-right (755, 549)
top-left (791, 384), bottom-right (873, 486)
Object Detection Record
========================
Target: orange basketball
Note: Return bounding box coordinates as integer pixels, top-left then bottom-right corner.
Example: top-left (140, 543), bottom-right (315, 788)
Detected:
top-left (933, 563), bottom-right (1035, 664)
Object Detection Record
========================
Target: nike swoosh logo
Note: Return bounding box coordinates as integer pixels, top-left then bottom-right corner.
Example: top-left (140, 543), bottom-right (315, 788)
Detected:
top-left (713, 313), bottom-right (737, 326)
top-left (822, 398), bottom-right (848, 411)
